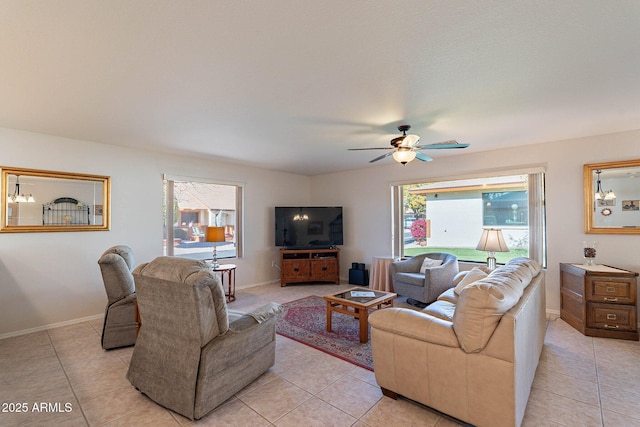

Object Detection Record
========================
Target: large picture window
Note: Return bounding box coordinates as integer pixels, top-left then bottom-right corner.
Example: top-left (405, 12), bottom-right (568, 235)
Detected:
top-left (395, 172), bottom-right (545, 266)
top-left (163, 176), bottom-right (243, 261)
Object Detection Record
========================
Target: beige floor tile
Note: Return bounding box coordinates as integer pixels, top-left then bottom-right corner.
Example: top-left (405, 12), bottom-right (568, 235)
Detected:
top-left (47, 322), bottom-right (98, 342)
top-left (60, 350), bottom-right (127, 379)
top-left (599, 383), bottom-right (640, 420)
top-left (69, 363), bottom-right (131, 402)
top-left (0, 407), bottom-right (88, 427)
top-left (602, 409), bottom-right (640, 427)
top-left (5, 283), bottom-right (640, 427)
top-left (1, 368), bottom-right (71, 400)
top-left (110, 345), bottom-right (135, 365)
top-left (347, 366), bottom-right (377, 387)
top-left (597, 364), bottom-right (640, 395)
top-left (532, 368), bottom-right (599, 405)
top-left (521, 409), bottom-right (565, 427)
top-left (88, 317), bottom-right (104, 334)
top-left (103, 407), bottom-right (179, 427)
top-left (0, 331), bottom-right (53, 359)
top-left (238, 376), bottom-right (311, 423)
top-left (359, 396), bottom-right (443, 427)
top-left (80, 383), bottom-right (159, 426)
top-left (190, 396), bottom-right (270, 426)
top-left (538, 349), bottom-right (597, 382)
top-left (275, 360), bottom-right (345, 394)
top-left (235, 370), bottom-right (279, 398)
top-left (316, 375), bottom-right (382, 418)
top-left (525, 387), bottom-right (602, 427)
top-left (275, 396), bottom-right (356, 427)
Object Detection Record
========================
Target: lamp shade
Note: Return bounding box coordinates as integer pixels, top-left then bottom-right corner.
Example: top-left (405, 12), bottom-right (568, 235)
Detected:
top-left (392, 148), bottom-right (417, 164)
top-left (476, 228), bottom-right (509, 252)
top-left (206, 226), bottom-right (226, 243)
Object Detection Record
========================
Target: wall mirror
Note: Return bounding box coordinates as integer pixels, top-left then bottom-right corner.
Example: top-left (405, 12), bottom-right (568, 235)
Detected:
top-left (584, 159), bottom-right (640, 234)
top-left (1, 167), bottom-right (110, 233)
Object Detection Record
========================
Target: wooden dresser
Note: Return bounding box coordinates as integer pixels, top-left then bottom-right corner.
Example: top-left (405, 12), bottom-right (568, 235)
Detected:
top-left (560, 263), bottom-right (638, 340)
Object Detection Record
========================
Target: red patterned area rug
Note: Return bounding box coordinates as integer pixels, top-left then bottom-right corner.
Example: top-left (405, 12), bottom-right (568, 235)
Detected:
top-left (276, 295), bottom-right (374, 371)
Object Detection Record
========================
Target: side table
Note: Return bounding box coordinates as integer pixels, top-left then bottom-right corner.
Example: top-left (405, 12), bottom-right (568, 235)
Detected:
top-left (370, 256), bottom-right (396, 292)
top-left (212, 264), bottom-right (237, 302)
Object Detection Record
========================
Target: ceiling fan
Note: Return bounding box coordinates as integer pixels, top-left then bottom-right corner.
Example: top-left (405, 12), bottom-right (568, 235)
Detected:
top-left (348, 125), bottom-right (469, 165)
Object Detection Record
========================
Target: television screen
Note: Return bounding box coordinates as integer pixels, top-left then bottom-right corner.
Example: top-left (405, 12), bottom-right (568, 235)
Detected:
top-left (275, 206), bottom-right (343, 248)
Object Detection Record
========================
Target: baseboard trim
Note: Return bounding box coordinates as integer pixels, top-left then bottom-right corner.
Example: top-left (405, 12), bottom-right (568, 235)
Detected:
top-left (0, 313), bottom-right (104, 341)
top-left (546, 309), bottom-right (560, 320)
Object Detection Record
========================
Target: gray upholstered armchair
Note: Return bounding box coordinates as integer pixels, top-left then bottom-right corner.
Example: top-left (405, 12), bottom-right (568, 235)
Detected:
top-left (391, 252), bottom-right (458, 305)
top-left (98, 245), bottom-right (138, 350)
top-left (126, 256), bottom-right (281, 421)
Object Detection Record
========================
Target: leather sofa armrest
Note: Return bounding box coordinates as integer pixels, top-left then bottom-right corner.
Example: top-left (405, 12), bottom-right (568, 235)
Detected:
top-left (369, 308), bottom-right (460, 348)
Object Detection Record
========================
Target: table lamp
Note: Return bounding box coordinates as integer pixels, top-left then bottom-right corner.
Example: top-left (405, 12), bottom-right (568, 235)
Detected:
top-left (206, 226), bottom-right (226, 268)
top-left (476, 228), bottom-right (509, 270)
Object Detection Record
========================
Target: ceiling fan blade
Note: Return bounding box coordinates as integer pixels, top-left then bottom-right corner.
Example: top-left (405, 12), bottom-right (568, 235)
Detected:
top-left (415, 152), bottom-right (433, 162)
top-left (348, 147), bottom-right (393, 151)
top-left (369, 152), bottom-right (394, 163)
top-left (420, 140), bottom-right (469, 149)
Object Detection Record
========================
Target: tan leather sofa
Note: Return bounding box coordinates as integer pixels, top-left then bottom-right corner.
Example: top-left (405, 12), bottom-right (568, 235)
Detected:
top-left (369, 257), bottom-right (545, 427)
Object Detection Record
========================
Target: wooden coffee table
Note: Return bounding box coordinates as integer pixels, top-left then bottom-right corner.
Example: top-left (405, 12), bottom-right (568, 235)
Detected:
top-left (324, 287), bottom-right (397, 343)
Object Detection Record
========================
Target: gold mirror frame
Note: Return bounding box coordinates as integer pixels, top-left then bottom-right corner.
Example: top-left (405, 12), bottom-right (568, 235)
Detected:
top-left (1, 166), bottom-right (111, 233)
top-left (584, 159), bottom-right (640, 234)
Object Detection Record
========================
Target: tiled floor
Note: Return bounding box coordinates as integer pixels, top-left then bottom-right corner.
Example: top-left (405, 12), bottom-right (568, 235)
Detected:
top-left (1, 282), bottom-right (639, 426)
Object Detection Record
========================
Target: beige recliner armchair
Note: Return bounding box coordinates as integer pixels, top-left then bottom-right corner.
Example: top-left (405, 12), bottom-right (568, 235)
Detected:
top-left (98, 245), bottom-right (138, 350)
top-left (391, 252), bottom-right (458, 305)
top-left (126, 256), bottom-right (281, 421)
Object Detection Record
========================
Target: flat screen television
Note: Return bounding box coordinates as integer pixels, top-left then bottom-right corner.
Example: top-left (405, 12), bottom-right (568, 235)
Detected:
top-left (275, 206), bottom-right (343, 248)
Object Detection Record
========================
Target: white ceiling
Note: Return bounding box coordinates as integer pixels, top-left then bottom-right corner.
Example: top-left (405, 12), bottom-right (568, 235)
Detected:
top-left (1, 1), bottom-right (639, 175)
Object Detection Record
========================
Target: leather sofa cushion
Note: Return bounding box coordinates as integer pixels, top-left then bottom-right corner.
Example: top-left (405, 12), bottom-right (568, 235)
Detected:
top-left (454, 267), bottom-right (489, 295)
top-left (423, 300), bottom-right (456, 321)
top-left (452, 258), bottom-right (540, 353)
top-left (437, 287), bottom-right (458, 304)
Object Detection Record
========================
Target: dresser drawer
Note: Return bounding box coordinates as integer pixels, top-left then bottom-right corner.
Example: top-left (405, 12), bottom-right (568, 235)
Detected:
top-left (586, 277), bottom-right (635, 304)
top-left (587, 302), bottom-right (637, 331)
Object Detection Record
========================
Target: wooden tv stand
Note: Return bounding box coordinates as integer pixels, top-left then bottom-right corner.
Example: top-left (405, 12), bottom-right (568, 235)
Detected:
top-left (280, 248), bottom-right (340, 286)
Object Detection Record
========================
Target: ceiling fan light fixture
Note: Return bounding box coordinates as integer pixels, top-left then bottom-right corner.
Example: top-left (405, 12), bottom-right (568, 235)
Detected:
top-left (402, 134), bottom-right (420, 146)
top-left (392, 148), bottom-right (416, 164)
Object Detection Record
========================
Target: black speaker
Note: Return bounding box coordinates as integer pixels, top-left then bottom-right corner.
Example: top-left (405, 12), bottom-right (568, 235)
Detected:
top-left (349, 268), bottom-right (369, 286)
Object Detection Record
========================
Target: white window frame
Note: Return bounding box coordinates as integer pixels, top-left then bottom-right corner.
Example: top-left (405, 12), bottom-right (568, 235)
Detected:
top-left (392, 168), bottom-right (546, 267)
top-left (163, 174), bottom-right (244, 260)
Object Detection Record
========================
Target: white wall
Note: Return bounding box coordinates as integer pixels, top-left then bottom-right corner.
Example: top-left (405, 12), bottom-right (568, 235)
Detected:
top-left (3, 126), bottom-right (640, 337)
top-left (0, 127), bottom-right (311, 337)
top-left (311, 129), bottom-right (640, 318)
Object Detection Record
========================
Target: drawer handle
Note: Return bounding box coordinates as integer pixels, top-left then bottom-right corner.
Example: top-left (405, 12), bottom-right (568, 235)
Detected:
top-left (603, 297), bottom-right (618, 302)
top-left (606, 286), bottom-right (617, 293)
top-left (604, 324), bottom-right (619, 329)
top-left (606, 314), bottom-right (617, 320)
top-left (322, 267), bottom-right (327, 271)
top-left (294, 267), bottom-right (299, 272)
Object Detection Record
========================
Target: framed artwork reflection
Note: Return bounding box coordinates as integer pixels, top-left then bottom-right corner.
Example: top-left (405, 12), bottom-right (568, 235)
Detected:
top-left (622, 200), bottom-right (639, 211)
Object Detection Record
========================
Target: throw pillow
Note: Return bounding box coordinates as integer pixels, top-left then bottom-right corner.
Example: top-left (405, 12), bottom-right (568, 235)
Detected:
top-left (419, 257), bottom-right (443, 274)
top-left (454, 267), bottom-right (489, 295)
